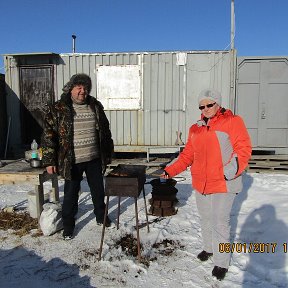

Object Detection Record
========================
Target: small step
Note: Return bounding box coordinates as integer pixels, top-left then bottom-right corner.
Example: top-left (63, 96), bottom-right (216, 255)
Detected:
top-left (247, 165), bottom-right (288, 174)
top-left (247, 155), bottom-right (288, 174)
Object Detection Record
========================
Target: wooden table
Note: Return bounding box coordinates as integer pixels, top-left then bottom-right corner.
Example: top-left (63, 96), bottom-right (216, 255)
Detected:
top-left (0, 159), bottom-right (60, 220)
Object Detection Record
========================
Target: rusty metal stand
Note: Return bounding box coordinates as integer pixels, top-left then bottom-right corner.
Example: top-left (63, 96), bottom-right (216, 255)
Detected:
top-left (98, 187), bottom-right (149, 262)
top-left (142, 186), bottom-right (150, 233)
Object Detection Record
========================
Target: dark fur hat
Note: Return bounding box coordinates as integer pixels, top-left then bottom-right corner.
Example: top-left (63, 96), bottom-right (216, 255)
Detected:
top-left (62, 73), bottom-right (92, 94)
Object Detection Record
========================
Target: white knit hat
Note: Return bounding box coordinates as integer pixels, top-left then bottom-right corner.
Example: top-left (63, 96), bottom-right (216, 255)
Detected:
top-left (198, 89), bottom-right (222, 106)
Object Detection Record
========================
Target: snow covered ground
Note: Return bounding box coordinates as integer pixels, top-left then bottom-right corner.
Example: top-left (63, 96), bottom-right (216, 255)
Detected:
top-left (0, 170), bottom-right (287, 288)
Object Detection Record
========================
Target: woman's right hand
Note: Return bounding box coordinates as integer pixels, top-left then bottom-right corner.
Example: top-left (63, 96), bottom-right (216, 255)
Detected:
top-left (46, 165), bottom-right (57, 174)
top-left (160, 171), bottom-right (170, 179)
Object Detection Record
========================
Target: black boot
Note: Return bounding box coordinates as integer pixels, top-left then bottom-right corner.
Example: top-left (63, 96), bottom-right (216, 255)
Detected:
top-left (197, 250), bottom-right (213, 261)
top-left (212, 266), bottom-right (228, 280)
top-left (62, 230), bottom-right (74, 240)
top-left (97, 216), bottom-right (112, 227)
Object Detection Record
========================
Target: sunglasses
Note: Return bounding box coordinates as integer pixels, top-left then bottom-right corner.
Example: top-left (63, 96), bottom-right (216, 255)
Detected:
top-left (199, 102), bottom-right (216, 110)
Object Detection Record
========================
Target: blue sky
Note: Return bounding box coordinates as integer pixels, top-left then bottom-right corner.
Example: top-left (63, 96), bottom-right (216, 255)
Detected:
top-left (1, 0), bottom-right (287, 73)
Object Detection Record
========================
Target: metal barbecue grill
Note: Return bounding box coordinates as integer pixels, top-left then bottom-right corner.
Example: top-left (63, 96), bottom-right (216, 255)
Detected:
top-left (98, 164), bottom-right (150, 261)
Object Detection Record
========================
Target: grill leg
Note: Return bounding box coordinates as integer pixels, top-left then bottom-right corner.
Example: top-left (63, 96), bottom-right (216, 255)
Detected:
top-left (142, 187), bottom-right (150, 233)
top-left (117, 196), bottom-right (121, 229)
top-left (98, 195), bottom-right (110, 261)
top-left (134, 197), bottom-right (141, 262)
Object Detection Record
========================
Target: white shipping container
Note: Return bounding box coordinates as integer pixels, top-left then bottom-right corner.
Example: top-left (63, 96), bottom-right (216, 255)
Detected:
top-left (4, 50), bottom-right (236, 155)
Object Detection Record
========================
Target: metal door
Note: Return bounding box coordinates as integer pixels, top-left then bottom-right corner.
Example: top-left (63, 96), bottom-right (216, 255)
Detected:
top-left (19, 65), bottom-right (54, 145)
top-left (0, 74), bottom-right (7, 156)
top-left (236, 57), bottom-right (288, 148)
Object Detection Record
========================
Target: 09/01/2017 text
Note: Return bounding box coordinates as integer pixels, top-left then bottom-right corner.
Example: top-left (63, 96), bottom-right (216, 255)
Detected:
top-left (219, 242), bottom-right (287, 253)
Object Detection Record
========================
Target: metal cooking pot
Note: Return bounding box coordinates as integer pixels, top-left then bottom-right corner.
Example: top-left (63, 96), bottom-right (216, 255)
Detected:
top-left (30, 158), bottom-right (42, 168)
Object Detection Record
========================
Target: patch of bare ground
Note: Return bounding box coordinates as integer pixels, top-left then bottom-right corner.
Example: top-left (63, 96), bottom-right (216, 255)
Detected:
top-left (113, 233), bottom-right (185, 267)
top-left (0, 210), bottom-right (40, 237)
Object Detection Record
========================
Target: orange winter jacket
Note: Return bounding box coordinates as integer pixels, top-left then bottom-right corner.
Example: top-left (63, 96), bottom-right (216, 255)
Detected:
top-left (165, 108), bottom-right (252, 194)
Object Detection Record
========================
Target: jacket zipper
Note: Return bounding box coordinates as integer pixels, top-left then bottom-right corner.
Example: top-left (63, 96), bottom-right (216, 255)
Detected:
top-left (202, 125), bottom-right (210, 194)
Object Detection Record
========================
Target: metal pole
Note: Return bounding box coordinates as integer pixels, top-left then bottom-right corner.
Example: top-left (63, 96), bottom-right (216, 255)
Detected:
top-left (72, 35), bottom-right (76, 53)
top-left (134, 197), bottom-right (141, 262)
top-left (230, 0), bottom-right (236, 111)
top-left (231, 0), bottom-right (235, 50)
top-left (98, 195), bottom-right (110, 261)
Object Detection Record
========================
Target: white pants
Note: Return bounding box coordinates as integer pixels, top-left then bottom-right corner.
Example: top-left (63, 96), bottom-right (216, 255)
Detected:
top-left (195, 192), bottom-right (236, 268)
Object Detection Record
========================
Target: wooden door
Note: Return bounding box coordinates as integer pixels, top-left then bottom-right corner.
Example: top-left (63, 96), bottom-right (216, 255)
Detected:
top-left (19, 65), bottom-right (54, 145)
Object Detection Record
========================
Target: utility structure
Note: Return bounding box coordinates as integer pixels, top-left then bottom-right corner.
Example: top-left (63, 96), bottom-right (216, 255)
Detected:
top-left (229, 0), bottom-right (236, 110)
top-left (231, 0), bottom-right (235, 50)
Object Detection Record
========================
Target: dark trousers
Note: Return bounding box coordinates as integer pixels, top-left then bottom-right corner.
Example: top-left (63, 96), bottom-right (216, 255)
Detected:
top-left (62, 158), bottom-right (105, 234)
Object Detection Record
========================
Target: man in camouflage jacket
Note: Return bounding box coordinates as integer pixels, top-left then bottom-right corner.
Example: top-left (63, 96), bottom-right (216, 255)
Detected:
top-left (41, 73), bottom-right (114, 239)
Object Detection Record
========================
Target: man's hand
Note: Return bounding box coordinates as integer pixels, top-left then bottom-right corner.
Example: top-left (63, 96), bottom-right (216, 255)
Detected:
top-left (46, 166), bottom-right (57, 174)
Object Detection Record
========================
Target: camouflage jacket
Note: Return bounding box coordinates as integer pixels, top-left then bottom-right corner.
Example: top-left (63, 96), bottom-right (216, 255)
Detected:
top-left (41, 93), bottom-right (114, 179)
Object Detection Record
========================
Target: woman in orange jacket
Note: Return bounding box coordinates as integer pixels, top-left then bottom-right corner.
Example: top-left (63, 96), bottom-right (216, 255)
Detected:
top-left (163, 89), bottom-right (252, 280)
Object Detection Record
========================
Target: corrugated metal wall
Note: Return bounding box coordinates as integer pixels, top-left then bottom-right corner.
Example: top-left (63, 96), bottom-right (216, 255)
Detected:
top-left (57, 51), bottom-right (233, 152)
top-left (4, 51), bottom-right (234, 153)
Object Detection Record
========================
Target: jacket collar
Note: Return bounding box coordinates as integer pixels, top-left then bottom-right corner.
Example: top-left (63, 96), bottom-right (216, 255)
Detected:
top-left (197, 108), bottom-right (232, 127)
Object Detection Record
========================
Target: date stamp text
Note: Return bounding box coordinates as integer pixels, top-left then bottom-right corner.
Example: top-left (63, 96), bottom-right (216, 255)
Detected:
top-left (219, 242), bottom-right (287, 253)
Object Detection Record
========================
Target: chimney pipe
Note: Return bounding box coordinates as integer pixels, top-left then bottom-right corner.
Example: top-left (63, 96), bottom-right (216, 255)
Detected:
top-left (72, 34), bottom-right (76, 53)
